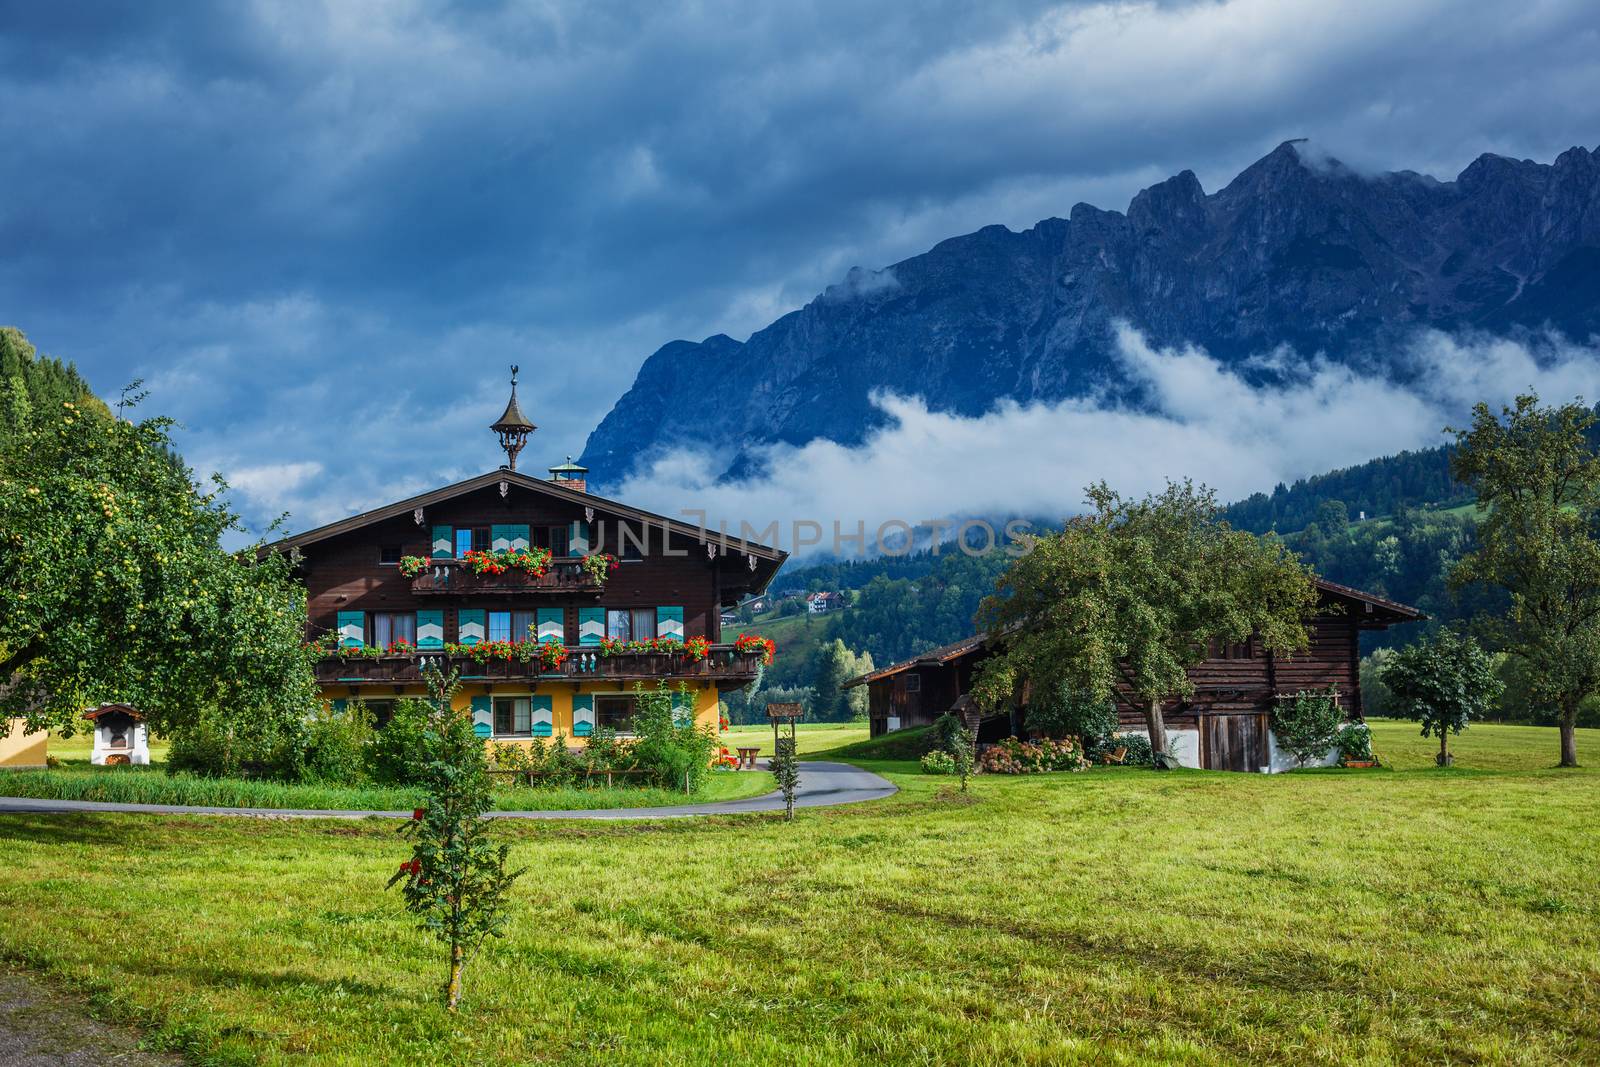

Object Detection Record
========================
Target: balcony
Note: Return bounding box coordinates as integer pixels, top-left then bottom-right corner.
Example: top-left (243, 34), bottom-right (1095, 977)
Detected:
top-left (315, 645), bottom-right (765, 688)
top-left (409, 557), bottom-right (603, 596)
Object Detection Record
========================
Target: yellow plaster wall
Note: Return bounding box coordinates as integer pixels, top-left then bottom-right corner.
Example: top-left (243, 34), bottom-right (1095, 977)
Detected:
top-left (0, 719), bottom-right (48, 768)
top-left (316, 681), bottom-right (722, 748)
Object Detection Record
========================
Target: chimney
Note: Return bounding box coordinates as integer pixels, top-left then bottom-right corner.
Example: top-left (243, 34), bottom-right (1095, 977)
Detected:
top-left (548, 455), bottom-right (588, 494)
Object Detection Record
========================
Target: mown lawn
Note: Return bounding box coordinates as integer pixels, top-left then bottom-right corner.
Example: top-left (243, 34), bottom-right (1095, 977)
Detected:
top-left (1, 722), bottom-right (1596, 1065)
top-left (721, 722), bottom-right (869, 756)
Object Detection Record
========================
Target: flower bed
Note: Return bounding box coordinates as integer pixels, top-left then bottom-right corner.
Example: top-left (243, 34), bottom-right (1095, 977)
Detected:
top-left (979, 736), bottom-right (1090, 774)
top-left (733, 633), bottom-right (776, 665)
top-left (459, 546), bottom-right (552, 577)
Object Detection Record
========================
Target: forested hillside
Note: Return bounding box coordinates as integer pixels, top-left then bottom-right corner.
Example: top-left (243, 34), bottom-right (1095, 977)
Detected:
top-left (0, 327), bottom-right (102, 441)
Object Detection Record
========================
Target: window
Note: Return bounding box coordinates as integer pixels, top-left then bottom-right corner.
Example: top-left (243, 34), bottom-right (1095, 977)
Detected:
top-left (455, 527), bottom-right (489, 558)
top-left (371, 612), bottom-right (416, 648)
top-left (489, 610), bottom-right (536, 643)
top-left (366, 700), bottom-right (396, 729)
top-left (606, 608), bottom-right (657, 641)
top-left (532, 525), bottom-right (571, 556)
top-left (493, 697), bottom-right (531, 737)
top-left (617, 522), bottom-right (647, 560)
top-left (596, 695), bottom-right (636, 732)
top-left (903, 674), bottom-right (921, 693)
top-left (1207, 638), bottom-right (1254, 660)
top-left (379, 544), bottom-right (402, 565)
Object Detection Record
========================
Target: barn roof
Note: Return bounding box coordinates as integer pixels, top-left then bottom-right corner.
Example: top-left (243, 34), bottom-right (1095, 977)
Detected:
top-left (841, 577), bottom-right (1424, 689)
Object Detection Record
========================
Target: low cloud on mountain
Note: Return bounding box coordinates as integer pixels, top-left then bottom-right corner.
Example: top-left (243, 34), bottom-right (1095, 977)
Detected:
top-left (610, 325), bottom-right (1600, 556)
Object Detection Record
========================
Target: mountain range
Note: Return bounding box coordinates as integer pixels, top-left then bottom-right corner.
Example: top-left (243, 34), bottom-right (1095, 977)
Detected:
top-left (579, 140), bottom-right (1600, 487)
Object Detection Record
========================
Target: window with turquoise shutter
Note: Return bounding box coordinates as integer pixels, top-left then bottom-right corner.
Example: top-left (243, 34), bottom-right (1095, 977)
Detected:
top-left (431, 525), bottom-right (453, 559)
top-left (470, 696), bottom-right (492, 739)
top-left (491, 523), bottom-right (530, 553)
top-left (457, 609), bottom-right (486, 646)
top-left (569, 520), bottom-right (590, 555)
top-left (416, 610), bottom-right (444, 650)
top-left (577, 606), bottom-right (605, 645)
top-left (656, 606), bottom-right (684, 641)
top-left (337, 611), bottom-right (365, 647)
top-left (531, 695), bottom-right (554, 738)
top-left (536, 608), bottom-right (564, 645)
top-left (571, 694), bottom-right (595, 737)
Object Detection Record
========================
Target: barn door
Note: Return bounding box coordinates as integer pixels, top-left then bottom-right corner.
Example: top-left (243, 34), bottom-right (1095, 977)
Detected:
top-left (1204, 714), bottom-right (1268, 773)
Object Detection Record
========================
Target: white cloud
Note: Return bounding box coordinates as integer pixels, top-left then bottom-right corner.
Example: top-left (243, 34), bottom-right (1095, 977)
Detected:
top-left (611, 326), bottom-right (1600, 556)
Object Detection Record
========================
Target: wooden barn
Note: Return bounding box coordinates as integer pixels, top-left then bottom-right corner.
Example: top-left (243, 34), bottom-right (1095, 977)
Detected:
top-left (844, 578), bottom-right (1424, 773)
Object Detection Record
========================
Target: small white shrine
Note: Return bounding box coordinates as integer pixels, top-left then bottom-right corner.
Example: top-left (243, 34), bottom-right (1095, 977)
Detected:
top-left (85, 704), bottom-right (150, 766)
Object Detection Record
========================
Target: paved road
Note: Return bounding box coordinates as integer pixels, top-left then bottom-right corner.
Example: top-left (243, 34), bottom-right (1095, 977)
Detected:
top-left (0, 761), bottom-right (895, 820)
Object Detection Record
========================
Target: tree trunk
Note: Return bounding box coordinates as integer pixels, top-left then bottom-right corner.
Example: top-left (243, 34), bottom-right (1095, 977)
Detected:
top-left (1437, 730), bottom-right (1450, 767)
top-left (1144, 697), bottom-right (1168, 757)
top-left (1559, 703), bottom-right (1580, 768)
top-left (445, 941), bottom-right (464, 1011)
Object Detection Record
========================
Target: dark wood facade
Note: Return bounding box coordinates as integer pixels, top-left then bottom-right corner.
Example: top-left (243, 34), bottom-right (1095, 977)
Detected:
top-left (272, 469), bottom-right (786, 734)
top-left (846, 580), bottom-right (1423, 772)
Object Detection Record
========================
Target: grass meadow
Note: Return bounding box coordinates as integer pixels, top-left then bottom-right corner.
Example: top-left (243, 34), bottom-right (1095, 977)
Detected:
top-left (0, 721), bottom-right (1595, 1065)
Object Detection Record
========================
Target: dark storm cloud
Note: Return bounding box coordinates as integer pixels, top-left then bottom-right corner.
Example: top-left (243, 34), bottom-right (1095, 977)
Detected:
top-left (1, 0), bottom-right (1597, 534)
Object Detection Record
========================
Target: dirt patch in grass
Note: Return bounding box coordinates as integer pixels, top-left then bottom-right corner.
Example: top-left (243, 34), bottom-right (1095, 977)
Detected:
top-left (0, 967), bottom-right (183, 1066)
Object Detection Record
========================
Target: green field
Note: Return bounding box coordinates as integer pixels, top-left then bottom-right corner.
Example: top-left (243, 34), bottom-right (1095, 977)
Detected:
top-left (1, 721), bottom-right (1596, 1065)
top-left (721, 722), bottom-right (869, 756)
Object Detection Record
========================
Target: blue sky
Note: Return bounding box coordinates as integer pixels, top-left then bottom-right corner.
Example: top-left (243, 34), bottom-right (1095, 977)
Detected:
top-left (3, 0), bottom-right (1599, 539)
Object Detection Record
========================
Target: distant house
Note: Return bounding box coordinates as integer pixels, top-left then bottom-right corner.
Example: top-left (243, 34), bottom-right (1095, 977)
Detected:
top-left (807, 591), bottom-right (846, 614)
top-left (843, 578), bottom-right (1423, 773)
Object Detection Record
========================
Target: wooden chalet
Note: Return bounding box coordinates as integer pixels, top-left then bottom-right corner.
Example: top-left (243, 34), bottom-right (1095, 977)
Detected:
top-left (272, 369), bottom-right (786, 746)
top-left (844, 578), bottom-right (1424, 773)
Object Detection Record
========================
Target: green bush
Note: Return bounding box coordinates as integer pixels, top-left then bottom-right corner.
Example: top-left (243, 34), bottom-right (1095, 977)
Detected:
top-left (1109, 732), bottom-right (1154, 766)
top-left (1270, 688), bottom-right (1345, 768)
top-left (365, 698), bottom-right (432, 785)
top-left (629, 682), bottom-right (717, 792)
top-left (300, 701), bottom-right (374, 784)
top-left (1026, 684), bottom-right (1119, 748)
top-left (166, 704), bottom-right (304, 780)
top-left (1336, 721), bottom-right (1375, 764)
top-left (920, 749), bottom-right (956, 775)
top-left (977, 737), bottom-right (1089, 774)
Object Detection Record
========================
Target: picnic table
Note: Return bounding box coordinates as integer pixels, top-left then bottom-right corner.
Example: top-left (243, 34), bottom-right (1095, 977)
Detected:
top-left (736, 746), bottom-right (761, 770)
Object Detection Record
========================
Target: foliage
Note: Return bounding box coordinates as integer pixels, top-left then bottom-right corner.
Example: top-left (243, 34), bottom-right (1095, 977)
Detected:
top-left (948, 719), bottom-right (975, 792)
top-left (769, 735), bottom-right (800, 820)
top-left (978, 736), bottom-right (1090, 774)
top-left (1381, 630), bottom-right (1502, 766)
top-left (0, 326), bottom-right (105, 447)
top-left (1336, 721), bottom-right (1376, 764)
top-left (397, 555), bottom-right (430, 577)
top-left (1025, 683), bottom-right (1119, 748)
top-left (365, 699), bottom-right (433, 786)
top-left (973, 480), bottom-right (1318, 757)
top-left (579, 552), bottom-right (619, 583)
top-left (919, 749), bottom-right (956, 774)
top-left (1359, 649), bottom-right (1397, 716)
top-left (388, 664), bottom-right (523, 1011)
top-left (1269, 688), bottom-right (1346, 768)
top-left (458, 547), bottom-right (551, 577)
top-left (1110, 732), bottom-right (1154, 766)
top-left (722, 684), bottom-right (814, 725)
top-left (628, 681), bottom-right (717, 792)
top-left (1450, 393), bottom-right (1600, 767)
top-left (300, 700), bottom-right (376, 784)
top-left (829, 551), bottom-right (1013, 667)
top-left (0, 391), bottom-right (316, 738)
top-left (1221, 446), bottom-right (1472, 535)
top-left (165, 703), bottom-right (303, 781)
top-left (809, 638), bottom-right (874, 722)
top-left (933, 711), bottom-right (966, 754)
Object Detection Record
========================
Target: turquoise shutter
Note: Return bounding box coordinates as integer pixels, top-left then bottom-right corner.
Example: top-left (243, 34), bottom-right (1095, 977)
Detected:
top-left (457, 609), bottom-right (486, 646)
top-left (569, 520), bottom-right (590, 555)
top-left (536, 608), bottom-right (565, 644)
top-left (470, 696), bottom-right (492, 739)
top-left (578, 607), bottom-right (605, 645)
top-left (531, 695), bottom-right (554, 738)
top-left (431, 525), bottom-right (453, 559)
top-left (416, 610), bottom-right (444, 650)
top-left (657, 606), bottom-right (684, 640)
top-left (331, 698), bottom-right (348, 713)
top-left (337, 611), bottom-right (365, 647)
top-left (571, 694), bottom-right (595, 737)
top-left (491, 524), bottom-right (531, 553)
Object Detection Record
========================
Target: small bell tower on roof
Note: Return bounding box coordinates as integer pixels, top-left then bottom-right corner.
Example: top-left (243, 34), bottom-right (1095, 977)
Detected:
top-left (490, 365), bottom-right (536, 471)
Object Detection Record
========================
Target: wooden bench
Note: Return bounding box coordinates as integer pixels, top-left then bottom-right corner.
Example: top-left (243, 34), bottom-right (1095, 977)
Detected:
top-left (1100, 746), bottom-right (1128, 766)
top-left (736, 746), bottom-right (761, 770)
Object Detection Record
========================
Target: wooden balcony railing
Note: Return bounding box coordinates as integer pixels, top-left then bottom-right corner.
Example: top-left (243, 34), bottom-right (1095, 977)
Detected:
top-left (409, 558), bottom-right (602, 596)
top-left (316, 645), bottom-right (765, 687)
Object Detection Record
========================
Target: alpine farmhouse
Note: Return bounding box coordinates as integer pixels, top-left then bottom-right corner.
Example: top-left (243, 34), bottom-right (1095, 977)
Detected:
top-left (272, 371), bottom-right (786, 746)
top-left (846, 579), bottom-right (1424, 773)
